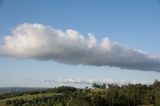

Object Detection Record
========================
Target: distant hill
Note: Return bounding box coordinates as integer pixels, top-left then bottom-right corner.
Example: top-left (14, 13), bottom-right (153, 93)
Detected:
top-left (0, 87), bottom-right (47, 94)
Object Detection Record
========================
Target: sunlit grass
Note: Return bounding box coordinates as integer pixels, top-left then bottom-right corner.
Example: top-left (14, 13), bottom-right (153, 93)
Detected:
top-left (0, 93), bottom-right (61, 106)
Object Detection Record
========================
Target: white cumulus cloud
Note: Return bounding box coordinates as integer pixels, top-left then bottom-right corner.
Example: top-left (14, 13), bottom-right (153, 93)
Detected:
top-left (0, 23), bottom-right (160, 72)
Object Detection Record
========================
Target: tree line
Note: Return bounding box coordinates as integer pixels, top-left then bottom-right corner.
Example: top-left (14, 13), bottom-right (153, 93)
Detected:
top-left (2, 80), bottom-right (160, 106)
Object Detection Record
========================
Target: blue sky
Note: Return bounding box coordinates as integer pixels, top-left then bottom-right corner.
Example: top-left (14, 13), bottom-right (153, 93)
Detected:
top-left (0, 0), bottom-right (160, 87)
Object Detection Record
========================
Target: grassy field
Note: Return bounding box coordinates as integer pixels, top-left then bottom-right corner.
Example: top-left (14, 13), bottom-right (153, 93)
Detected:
top-left (90, 88), bottom-right (108, 93)
top-left (0, 93), bottom-right (60, 106)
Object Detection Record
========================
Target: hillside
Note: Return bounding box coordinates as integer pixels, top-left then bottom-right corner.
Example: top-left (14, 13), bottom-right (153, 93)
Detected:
top-left (0, 81), bottom-right (160, 106)
top-left (0, 92), bottom-right (59, 106)
top-left (0, 87), bottom-right (47, 94)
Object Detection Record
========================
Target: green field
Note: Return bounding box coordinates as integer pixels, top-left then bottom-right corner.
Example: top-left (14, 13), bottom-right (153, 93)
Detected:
top-left (90, 88), bottom-right (107, 93)
top-left (0, 93), bottom-right (60, 106)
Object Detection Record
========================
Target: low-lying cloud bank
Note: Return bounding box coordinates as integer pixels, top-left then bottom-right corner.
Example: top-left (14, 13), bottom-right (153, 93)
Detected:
top-left (0, 23), bottom-right (160, 72)
top-left (31, 78), bottom-right (150, 86)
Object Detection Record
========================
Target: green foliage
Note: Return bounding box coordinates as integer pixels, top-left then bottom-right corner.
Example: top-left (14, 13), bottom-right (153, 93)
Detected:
top-left (47, 86), bottom-right (78, 93)
top-left (5, 100), bottom-right (11, 105)
top-left (92, 83), bottom-right (106, 89)
top-left (1, 80), bottom-right (160, 106)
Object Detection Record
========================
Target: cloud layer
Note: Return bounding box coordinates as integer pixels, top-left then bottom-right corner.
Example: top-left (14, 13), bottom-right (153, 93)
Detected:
top-left (31, 78), bottom-right (150, 86)
top-left (0, 23), bottom-right (160, 72)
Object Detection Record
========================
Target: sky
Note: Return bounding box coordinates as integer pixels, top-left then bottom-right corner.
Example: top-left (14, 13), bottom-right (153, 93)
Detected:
top-left (0, 0), bottom-right (160, 87)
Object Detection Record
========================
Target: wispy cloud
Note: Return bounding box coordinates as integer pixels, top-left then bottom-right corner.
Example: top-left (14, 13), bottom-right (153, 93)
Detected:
top-left (30, 78), bottom-right (151, 86)
top-left (0, 23), bottom-right (160, 72)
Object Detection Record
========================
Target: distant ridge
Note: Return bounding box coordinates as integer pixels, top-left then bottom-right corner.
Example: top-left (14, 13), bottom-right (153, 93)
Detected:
top-left (0, 87), bottom-right (47, 94)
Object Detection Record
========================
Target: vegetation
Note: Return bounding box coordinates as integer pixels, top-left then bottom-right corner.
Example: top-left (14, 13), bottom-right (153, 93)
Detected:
top-left (0, 80), bottom-right (160, 106)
